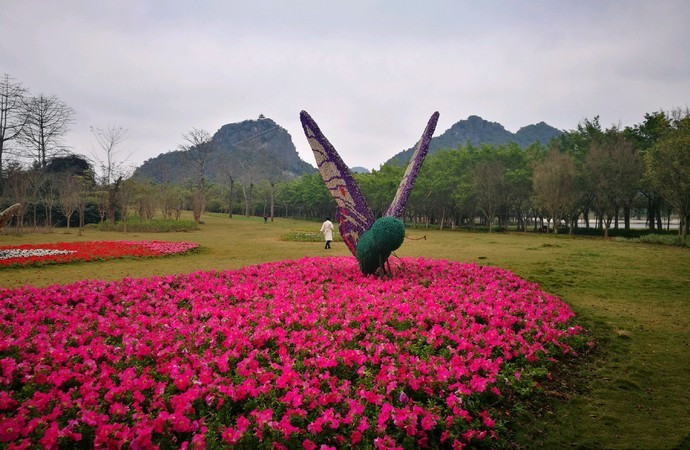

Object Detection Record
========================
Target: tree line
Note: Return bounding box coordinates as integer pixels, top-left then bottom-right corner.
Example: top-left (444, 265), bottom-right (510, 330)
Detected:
top-left (273, 110), bottom-right (690, 242)
top-left (1, 73), bottom-right (688, 241)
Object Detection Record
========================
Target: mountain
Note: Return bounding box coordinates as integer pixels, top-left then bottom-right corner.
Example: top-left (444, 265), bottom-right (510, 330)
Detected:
top-left (351, 166), bottom-right (370, 174)
top-left (134, 117), bottom-right (315, 183)
top-left (385, 115), bottom-right (562, 166)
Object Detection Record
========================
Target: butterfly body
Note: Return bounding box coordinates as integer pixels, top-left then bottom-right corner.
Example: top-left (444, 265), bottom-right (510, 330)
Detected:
top-left (300, 110), bottom-right (439, 275)
top-left (356, 216), bottom-right (405, 275)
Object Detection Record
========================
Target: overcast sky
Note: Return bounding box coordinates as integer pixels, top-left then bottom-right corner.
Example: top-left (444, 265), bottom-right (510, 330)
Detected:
top-left (2, 0), bottom-right (689, 171)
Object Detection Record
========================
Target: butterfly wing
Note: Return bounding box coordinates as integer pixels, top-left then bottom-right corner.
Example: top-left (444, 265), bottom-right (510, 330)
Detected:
top-left (385, 112), bottom-right (439, 218)
top-left (0, 203), bottom-right (21, 230)
top-left (300, 111), bottom-right (375, 256)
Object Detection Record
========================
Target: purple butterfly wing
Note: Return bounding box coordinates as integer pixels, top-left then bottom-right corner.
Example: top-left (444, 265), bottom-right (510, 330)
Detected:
top-left (385, 112), bottom-right (439, 218)
top-left (300, 111), bottom-right (375, 257)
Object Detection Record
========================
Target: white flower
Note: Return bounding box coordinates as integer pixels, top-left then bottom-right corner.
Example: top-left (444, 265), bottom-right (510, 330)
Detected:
top-left (0, 249), bottom-right (76, 260)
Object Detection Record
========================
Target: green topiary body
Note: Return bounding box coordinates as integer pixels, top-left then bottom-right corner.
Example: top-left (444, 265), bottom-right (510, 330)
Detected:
top-left (356, 217), bottom-right (405, 275)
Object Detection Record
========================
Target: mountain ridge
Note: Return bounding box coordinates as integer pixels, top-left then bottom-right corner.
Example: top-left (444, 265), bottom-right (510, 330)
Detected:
top-left (134, 117), bottom-right (315, 184)
top-left (385, 115), bottom-right (562, 166)
top-left (133, 115), bottom-right (563, 183)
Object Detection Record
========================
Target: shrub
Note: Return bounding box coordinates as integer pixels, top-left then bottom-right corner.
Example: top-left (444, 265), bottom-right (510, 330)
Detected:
top-left (95, 217), bottom-right (198, 233)
top-left (281, 231), bottom-right (343, 242)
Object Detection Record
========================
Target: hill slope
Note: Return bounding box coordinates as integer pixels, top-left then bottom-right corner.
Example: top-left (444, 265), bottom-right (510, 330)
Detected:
top-left (134, 117), bottom-right (315, 183)
top-left (385, 115), bottom-right (562, 166)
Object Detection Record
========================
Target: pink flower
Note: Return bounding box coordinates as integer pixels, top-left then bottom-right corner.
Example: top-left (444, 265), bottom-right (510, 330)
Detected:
top-left (0, 416), bottom-right (21, 442)
top-left (0, 256), bottom-right (583, 447)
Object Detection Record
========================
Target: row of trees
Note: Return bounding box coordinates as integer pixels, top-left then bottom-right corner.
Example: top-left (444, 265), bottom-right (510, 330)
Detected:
top-left (1, 155), bottom-right (190, 231)
top-left (2, 73), bottom-right (688, 241)
top-left (268, 110), bottom-right (689, 241)
top-left (2, 110), bottom-right (688, 241)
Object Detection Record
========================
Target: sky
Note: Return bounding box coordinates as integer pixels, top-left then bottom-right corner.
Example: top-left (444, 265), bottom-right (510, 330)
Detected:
top-left (2, 0), bottom-right (689, 172)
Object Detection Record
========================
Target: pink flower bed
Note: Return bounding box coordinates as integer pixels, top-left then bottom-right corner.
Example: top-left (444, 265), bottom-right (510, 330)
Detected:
top-left (0, 241), bottom-right (199, 268)
top-left (0, 257), bottom-right (583, 448)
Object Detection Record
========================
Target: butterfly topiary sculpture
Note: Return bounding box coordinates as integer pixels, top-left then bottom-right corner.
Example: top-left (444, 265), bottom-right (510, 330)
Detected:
top-left (300, 111), bottom-right (439, 275)
top-left (0, 203), bottom-right (21, 231)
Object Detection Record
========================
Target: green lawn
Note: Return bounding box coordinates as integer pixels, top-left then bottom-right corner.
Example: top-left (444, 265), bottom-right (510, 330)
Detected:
top-left (2, 212), bottom-right (689, 448)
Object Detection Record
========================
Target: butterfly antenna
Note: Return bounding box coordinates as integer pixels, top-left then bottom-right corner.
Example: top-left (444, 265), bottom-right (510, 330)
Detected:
top-left (390, 252), bottom-right (408, 273)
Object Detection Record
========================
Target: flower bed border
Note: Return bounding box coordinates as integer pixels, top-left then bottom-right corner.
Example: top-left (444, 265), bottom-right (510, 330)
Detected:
top-left (0, 240), bottom-right (199, 268)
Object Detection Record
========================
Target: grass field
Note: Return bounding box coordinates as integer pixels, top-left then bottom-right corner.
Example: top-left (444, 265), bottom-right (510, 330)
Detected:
top-left (1, 212), bottom-right (689, 448)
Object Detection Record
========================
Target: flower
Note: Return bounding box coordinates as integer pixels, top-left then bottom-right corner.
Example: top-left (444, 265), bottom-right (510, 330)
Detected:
top-left (0, 240), bottom-right (198, 268)
top-left (0, 256), bottom-right (583, 447)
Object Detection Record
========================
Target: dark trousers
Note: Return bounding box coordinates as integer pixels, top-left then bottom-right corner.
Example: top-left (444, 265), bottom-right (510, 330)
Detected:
top-left (325, 240), bottom-right (331, 249)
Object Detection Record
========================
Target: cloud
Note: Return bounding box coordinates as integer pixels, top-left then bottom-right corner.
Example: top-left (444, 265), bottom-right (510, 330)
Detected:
top-left (1, 0), bottom-right (689, 171)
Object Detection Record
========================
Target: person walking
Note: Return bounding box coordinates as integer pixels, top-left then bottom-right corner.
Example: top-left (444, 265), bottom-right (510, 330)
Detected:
top-left (320, 218), bottom-right (333, 249)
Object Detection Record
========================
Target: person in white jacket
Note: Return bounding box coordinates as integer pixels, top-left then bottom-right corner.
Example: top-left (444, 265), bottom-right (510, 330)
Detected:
top-left (320, 218), bottom-right (333, 249)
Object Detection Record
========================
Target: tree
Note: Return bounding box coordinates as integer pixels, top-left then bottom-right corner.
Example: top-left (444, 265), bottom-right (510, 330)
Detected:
top-left (533, 150), bottom-right (581, 234)
top-left (57, 173), bottom-right (80, 229)
top-left (644, 117), bottom-right (690, 242)
top-left (586, 133), bottom-right (642, 237)
top-left (21, 94), bottom-right (74, 168)
top-left (90, 124), bottom-right (128, 185)
top-left (75, 173), bottom-right (92, 234)
top-left (625, 111), bottom-right (673, 230)
top-left (0, 74), bottom-right (28, 192)
top-left (90, 124), bottom-right (130, 225)
top-left (45, 154), bottom-right (93, 178)
top-left (106, 176), bottom-right (123, 224)
top-left (132, 181), bottom-right (158, 220)
top-left (179, 128), bottom-right (215, 224)
top-left (119, 178), bottom-right (136, 232)
top-left (159, 183), bottom-right (184, 220)
top-left (473, 160), bottom-right (505, 232)
top-left (38, 172), bottom-right (57, 228)
top-left (216, 158), bottom-right (236, 218)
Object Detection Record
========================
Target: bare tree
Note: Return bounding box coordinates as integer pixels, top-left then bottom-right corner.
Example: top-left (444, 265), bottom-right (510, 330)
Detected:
top-left (533, 150), bottom-right (582, 234)
top-left (159, 183), bottom-right (183, 220)
top-left (90, 124), bottom-right (128, 185)
top-left (39, 172), bottom-right (57, 228)
top-left (0, 74), bottom-right (28, 190)
top-left (179, 128), bottom-right (215, 223)
top-left (119, 178), bottom-right (135, 232)
top-left (133, 181), bottom-right (157, 220)
top-left (89, 124), bottom-right (131, 225)
top-left (21, 94), bottom-right (74, 168)
top-left (216, 157), bottom-right (236, 218)
top-left (57, 173), bottom-right (80, 229)
top-left (75, 173), bottom-right (92, 235)
top-left (233, 141), bottom-right (282, 218)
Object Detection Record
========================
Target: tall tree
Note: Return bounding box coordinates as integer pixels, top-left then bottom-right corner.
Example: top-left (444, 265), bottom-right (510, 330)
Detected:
top-left (179, 128), bottom-right (215, 224)
top-left (586, 132), bottom-right (642, 237)
top-left (473, 160), bottom-right (505, 232)
top-left (644, 115), bottom-right (690, 242)
top-left (90, 124), bottom-right (128, 185)
top-left (0, 74), bottom-right (28, 191)
top-left (533, 150), bottom-right (581, 234)
top-left (21, 94), bottom-right (74, 168)
top-left (625, 111), bottom-right (672, 230)
top-left (57, 173), bottom-right (80, 229)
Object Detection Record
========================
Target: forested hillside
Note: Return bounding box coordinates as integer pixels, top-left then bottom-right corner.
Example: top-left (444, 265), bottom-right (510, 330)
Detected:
top-left (386, 115), bottom-right (562, 166)
top-left (133, 117), bottom-right (315, 184)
